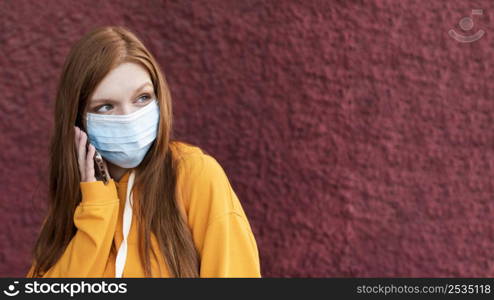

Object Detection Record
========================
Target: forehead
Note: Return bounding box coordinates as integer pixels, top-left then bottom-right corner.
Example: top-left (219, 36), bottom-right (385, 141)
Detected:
top-left (90, 62), bottom-right (153, 102)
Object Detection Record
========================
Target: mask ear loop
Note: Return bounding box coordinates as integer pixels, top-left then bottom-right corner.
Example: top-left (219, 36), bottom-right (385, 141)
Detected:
top-left (115, 170), bottom-right (135, 277)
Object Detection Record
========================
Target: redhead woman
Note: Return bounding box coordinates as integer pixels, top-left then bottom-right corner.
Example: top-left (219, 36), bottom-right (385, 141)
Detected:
top-left (26, 26), bottom-right (261, 278)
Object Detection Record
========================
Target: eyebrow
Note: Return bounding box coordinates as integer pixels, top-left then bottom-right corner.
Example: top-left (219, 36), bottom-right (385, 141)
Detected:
top-left (91, 82), bottom-right (153, 104)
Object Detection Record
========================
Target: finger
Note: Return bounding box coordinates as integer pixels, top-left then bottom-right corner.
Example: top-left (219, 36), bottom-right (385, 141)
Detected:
top-left (74, 127), bottom-right (84, 178)
top-left (85, 144), bottom-right (96, 182)
top-left (78, 130), bottom-right (88, 180)
top-left (75, 126), bottom-right (81, 149)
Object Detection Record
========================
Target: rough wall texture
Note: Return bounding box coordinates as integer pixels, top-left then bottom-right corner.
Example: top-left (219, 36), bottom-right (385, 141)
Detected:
top-left (1, 0), bottom-right (494, 277)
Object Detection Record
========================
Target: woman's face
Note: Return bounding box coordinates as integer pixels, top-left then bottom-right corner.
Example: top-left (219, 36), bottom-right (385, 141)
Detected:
top-left (82, 62), bottom-right (156, 131)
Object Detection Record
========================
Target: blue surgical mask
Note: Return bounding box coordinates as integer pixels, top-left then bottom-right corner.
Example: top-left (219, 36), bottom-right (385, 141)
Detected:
top-left (86, 99), bottom-right (160, 168)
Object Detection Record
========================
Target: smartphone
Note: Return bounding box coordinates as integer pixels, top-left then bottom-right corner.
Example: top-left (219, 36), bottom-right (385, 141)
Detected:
top-left (94, 150), bottom-right (110, 185)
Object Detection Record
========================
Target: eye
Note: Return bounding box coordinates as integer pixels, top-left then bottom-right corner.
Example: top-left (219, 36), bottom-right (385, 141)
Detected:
top-left (136, 94), bottom-right (152, 104)
top-left (95, 104), bottom-right (112, 113)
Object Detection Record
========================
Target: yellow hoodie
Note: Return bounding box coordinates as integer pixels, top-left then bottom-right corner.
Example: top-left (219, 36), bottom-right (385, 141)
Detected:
top-left (26, 141), bottom-right (261, 277)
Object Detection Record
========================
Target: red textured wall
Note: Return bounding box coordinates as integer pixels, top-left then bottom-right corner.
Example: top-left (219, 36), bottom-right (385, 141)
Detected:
top-left (1, 0), bottom-right (494, 277)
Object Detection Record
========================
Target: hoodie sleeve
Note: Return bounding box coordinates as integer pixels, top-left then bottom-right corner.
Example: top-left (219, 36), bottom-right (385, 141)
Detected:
top-left (176, 153), bottom-right (261, 278)
top-left (26, 180), bottom-right (120, 277)
top-left (199, 211), bottom-right (261, 277)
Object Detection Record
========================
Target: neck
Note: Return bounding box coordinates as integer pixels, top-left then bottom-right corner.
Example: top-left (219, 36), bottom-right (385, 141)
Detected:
top-left (106, 160), bottom-right (129, 182)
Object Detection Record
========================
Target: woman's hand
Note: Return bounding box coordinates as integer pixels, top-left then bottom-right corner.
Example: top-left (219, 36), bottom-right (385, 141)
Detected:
top-left (74, 126), bottom-right (99, 182)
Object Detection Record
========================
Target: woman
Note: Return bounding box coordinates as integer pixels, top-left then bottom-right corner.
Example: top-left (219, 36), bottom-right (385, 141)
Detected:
top-left (26, 26), bottom-right (261, 278)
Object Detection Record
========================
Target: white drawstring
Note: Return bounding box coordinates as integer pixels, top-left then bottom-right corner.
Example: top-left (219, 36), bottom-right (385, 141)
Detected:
top-left (115, 170), bottom-right (135, 278)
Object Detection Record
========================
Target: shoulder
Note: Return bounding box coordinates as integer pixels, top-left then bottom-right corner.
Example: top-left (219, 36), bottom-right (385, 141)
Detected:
top-left (169, 140), bottom-right (205, 159)
top-left (169, 140), bottom-right (224, 180)
top-left (170, 140), bottom-right (215, 170)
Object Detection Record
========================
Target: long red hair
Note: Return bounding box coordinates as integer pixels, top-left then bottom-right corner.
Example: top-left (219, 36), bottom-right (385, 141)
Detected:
top-left (30, 26), bottom-right (199, 277)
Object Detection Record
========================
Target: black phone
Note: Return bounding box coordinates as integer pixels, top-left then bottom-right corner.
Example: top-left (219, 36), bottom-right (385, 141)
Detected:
top-left (94, 150), bottom-right (110, 184)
